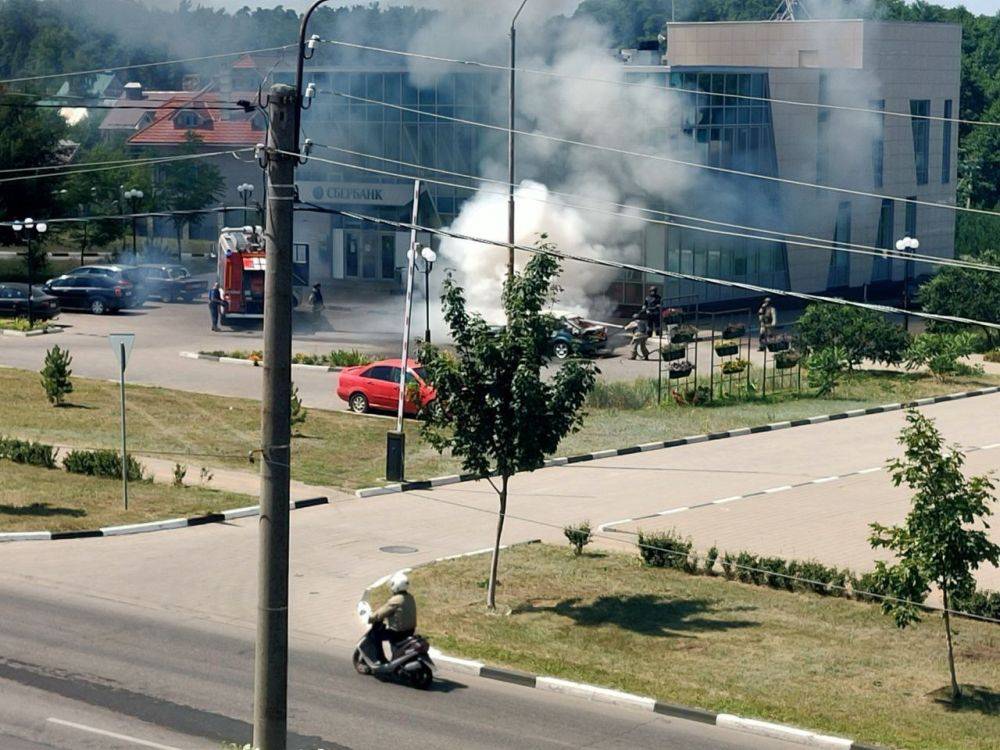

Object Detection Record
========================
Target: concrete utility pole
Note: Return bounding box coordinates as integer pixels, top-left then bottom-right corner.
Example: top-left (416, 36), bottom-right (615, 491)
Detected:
top-left (253, 83), bottom-right (296, 750)
top-left (507, 0), bottom-right (529, 280)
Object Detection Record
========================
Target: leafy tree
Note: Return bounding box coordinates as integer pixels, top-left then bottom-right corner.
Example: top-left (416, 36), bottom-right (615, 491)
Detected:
top-left (39, 344), bottom-right (73, 405)
top-left (418, 245), bottom-right (597, 609)
top-left (869, 410), bottom-right (1000, 702)
top-left (0, 103), bottom-right (66, 237)
top-left (805, 345), bottom-right (848, 396)
top-left (797, 304), bottom-right (910, 368)
top-left (159, 131), bottom-right (224, 258)
top-left (919, 249), bottom-right (1000, 348)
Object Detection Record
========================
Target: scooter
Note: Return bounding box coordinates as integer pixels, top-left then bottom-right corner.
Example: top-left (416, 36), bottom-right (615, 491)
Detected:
top-left (352, 600), bottom-right (435, 689)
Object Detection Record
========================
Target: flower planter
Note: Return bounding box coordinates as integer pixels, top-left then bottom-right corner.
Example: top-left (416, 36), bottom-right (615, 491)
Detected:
top-left (671, 325), bottom-right (697, 344)
top-left (661, 307), bottom-right (683, 324)
top-left (721, 323), bottom-right (745, 340)
top-left (668, 361), bottom-right (694, 379)
top-left (766, 337), bottom-right (791, 352)
top-left (660, 344), bottom-right (687, 362)
top-left (774, 350), bottom-right (802, 369)
top-left (721, 359), bottom-right (748, 375)
top-left (715, 343), bottom-right (740, 357)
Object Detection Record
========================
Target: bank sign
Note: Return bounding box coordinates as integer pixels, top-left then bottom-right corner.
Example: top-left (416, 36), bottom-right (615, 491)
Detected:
top-left (300, 182), bottom-right (414, 206)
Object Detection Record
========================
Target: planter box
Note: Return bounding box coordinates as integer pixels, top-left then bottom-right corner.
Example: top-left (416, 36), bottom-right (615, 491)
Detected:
top-left (715, 344), bottom-right (740, 357)
top-left (660, 346), bottom-right (687, 362)
top-left (671, 326), bottom-right (697, 344)
top-left (668, 362), bottom-right (694, 379)
top-left (721, 324), bottom-right (745, 340)
top-left (774, 351), bottom-right (801, 369)
top-left (766, 338), bottom-right (791, 352)
top-left (661, 307), bottom-right (683, 324)
top-left (722, 363), bottom-right (747, 375)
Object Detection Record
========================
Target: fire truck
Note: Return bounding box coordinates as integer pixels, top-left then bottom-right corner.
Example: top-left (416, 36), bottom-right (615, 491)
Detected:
top-left (216, 226), bottom-right (309, 323)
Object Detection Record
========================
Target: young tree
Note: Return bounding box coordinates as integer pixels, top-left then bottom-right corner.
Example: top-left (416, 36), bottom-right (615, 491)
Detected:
top-left (290, 384), bottom-right (307, 433)
top-left (419, 244), bottom-right (597, 609)
top-left (40, 345), bottom-right (73, 406)
top-left (869, 410), bottom-right (1000, 701)
top-left (159, 131), bottom-right (224, 258)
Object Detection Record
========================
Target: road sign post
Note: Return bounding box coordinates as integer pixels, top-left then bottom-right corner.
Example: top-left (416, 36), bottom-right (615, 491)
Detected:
top-left (108, 334), bottom-right (135, 510)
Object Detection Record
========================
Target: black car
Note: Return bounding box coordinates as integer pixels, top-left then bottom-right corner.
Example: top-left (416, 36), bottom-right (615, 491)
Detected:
top-left (42, 274), bottom-right (133, 315)
top-left (133, 264), bottom-right (207, 302)
top-left (64, 265), bottom-right (145, 307)
top-left (0, 283), bottom-right (60, 319)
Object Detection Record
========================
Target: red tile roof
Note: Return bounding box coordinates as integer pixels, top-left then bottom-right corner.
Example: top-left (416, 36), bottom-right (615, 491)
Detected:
top-left (126, 91), bottom-right (263, 147)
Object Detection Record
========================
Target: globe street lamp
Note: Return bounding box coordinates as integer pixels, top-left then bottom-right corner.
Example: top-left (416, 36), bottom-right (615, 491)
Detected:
top-left (11, 218), bottom-right (48, 327)
top-left (237, 182), bottom-right (255, 226)
top-left (895, 235), bottom-right (920, 331)
top-left (410, 244), bottom-right (437, 343)
top-left (123, 188), bottom-right (144, 257)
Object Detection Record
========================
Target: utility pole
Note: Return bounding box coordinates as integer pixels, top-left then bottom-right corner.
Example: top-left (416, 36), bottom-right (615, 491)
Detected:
top-left (253, 83), bottom-right (296, 750)
top-left (507, 0), bottom-right (529, 280)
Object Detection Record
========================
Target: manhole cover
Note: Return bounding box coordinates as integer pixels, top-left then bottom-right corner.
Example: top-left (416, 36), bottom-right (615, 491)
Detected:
top-left (380, 545), bottom-right (418, 554)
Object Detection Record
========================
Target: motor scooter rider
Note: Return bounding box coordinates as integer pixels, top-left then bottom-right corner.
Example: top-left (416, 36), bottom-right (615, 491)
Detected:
top-left (367, 571), bottom-right (417, 662)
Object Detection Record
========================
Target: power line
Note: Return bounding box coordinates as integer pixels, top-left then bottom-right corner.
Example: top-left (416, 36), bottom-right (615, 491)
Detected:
top-left (315, 37), bottom-right (1000, 129)
top-left (0, 100), bottom-right (248, 112)
top-left (0, 44), bottom-right (296, 86)
top-left (281, 185), bottom-right (1000, 331)
top-left (309, 143), bottom-right (1000, 274)
top-left (0, 149), bottom-right (254, 185)
top-left (317, 88), bottom-right (1000, 220)
top-left (0, 205), bottom-right (256, 228)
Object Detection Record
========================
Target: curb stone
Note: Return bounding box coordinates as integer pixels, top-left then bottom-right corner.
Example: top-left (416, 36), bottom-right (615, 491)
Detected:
top-left (0, 496), bottom-right (328, 543)
top-left (362, 545), bottom-right (885, 750)
top-left (180, 351), bottom-right (348, 372)
top-left (1, 327), bottom-right (53, 337)
top-left (355, 385), bottom-right (1000, 497)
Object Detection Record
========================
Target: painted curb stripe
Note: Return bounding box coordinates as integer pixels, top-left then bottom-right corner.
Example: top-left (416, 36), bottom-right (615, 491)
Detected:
top-left (353, 386), bottom-right (1000, 499)
top-left (0, 497), bottom-right (328, 543)
top-left (653, 701), bottom-right (717, 724)
top-left (480, 666), bottom-right (537, 687)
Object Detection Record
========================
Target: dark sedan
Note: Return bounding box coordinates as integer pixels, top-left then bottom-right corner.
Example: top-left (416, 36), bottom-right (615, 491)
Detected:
top-left (133, 264), bottom-right (207, 302)
top-left (42, 274), bottom-right (132, 315)
top-left (64, 265), bottom-right (145, 308)
top-left (0, 283), bottom-right (60, 319)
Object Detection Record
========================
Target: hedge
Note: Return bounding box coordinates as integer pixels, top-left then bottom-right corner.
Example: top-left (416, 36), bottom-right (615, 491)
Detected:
top-left (0, 436), bottom-right (56, 469)
top-left (63, 449), bottom-right (144, 481)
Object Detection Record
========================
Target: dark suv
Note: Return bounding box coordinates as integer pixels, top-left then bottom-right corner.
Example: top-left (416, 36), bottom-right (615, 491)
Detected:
top-left (63, 265), bottom-right (145, 307)
top-left (134, 264), bottom-right (207, 302)
top-left (42, 274), bottom-right (133, 314)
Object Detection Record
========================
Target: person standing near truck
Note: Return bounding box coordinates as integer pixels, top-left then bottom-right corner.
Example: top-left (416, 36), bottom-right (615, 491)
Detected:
top-left (208, 282), bottom-right (228, 332)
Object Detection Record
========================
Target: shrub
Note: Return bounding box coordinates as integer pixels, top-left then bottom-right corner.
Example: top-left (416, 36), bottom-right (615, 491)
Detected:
top-left (806, 346), bottom-right (849, 396)
top-left (290, 384), bottom-right (307, 430)
top-left (797, 304), bottom-right (910, 367)
top-left (63, 449), bottom-right (144, 481)
top-left (564, 521), bottom-right (592, 555)
top-left (793, 560), bottom-right (846, 596)
top-left (172, 462), bottom-right (187, 487)
top-left (637, 529), bottom-right (692, 569)
top-left (0, 317), bottom-right (51, 332)
top-left (758, 556), bottom-right (792, 590)
top-left (326, 349), bottom-right (374, 367)
top-left (852, 570), bottom-right (891, 604)
top-left (720, 551), bottom-right (736, 579)
top-left (734, 551), bottom-right (763, 584)
top-left (704, 545), bottom-right (719, 575)
top-left (984, 349), bottom-right (1000, 363)
top-left (904, 332), bottom-right (980, 379)
top-left (40, 345), bottom-right (73, 406)
top-left (952, 588), bottom-right (1000, 620)
top-left (0, 436), bottom-right (56, 468)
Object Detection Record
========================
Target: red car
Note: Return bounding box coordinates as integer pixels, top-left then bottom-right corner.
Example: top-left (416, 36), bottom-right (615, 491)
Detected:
top-left (337, 358), bottom-right (435, 415)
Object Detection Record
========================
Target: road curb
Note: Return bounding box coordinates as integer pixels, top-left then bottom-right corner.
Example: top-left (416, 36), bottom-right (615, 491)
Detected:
top-left (355, 385), bottom-right (1000, 498)
top-left (0, 327), bottom-right (54, 337)
top-left (0, 496), bottom-right (328, 543)
top-left (179, 351), bottom-right (348, 372)
top-left (362, 545), bottom-right (883, 750)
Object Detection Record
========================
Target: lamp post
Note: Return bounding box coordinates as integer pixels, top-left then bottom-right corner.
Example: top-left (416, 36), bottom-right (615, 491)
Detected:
top-left (11, 218), bottom-right (48, 327)
top-left (413, 244), bottom-right (437, 343)
top-left (123, 188), bottom-right (143, 257)
top-left (895, 235), bottom-right (919, 331)
top-left (238, 182), bottom-right (255, 226)
top-left (507, 0), bottom-right (530, 280)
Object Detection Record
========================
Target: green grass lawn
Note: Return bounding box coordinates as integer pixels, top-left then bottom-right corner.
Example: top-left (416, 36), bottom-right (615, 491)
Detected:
top-left (1, 366), bottom-right (997, 493)
top-left (412, 544), bottom-right (999, 750)
top-left (0, 461), bottom-right (255, 532)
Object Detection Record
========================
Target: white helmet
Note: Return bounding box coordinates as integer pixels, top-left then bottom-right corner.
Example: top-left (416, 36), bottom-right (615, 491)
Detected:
top-left (389, 571), bottom-right (410, 594)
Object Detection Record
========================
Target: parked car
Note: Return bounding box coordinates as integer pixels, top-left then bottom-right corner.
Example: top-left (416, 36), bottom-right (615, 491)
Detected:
top-left (0, 283), bottom-right (60, 319)
top-left (551, 315), bottom-right (609, 359)
top-left (133, 264), bottom-right (207, 302)
top-left (337, 358), bottom-right (436, 415)
top-left (42, 274), bottom-right (133, 314)
top-left (63, 265), bottom-right (145, 307)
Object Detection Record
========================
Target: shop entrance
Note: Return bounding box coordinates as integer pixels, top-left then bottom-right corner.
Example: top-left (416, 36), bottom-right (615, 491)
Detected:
top-left (344, 230), bottom-right (398, 281)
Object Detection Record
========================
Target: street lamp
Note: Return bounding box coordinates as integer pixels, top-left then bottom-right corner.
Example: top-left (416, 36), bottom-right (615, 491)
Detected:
top-left (507, 0), bottom-right (530, 280)
top-left (895, 235), bottom-right (920, 331)
top-left (410, 244), bottom-right (437, 343)
top-left (237, 182), bottom-right (255, 226)
top-left (123, 188), bottom-right (144, 257)
top-left (11, 218), bottom-right (48, 327)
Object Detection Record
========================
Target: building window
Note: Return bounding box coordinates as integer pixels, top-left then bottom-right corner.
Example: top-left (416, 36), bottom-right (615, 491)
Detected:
top-left (870, 99), bottom-right (885, 189)
top-left (871, 198), bottom-right (894, 282)
top-left (827, 201), bottom-right (851, 288)
top-left (942, 99), bottom-right (952, 184)
top-left (910, 99), bottom-right (930, 185)
top-left (905, 196), bottom-right (917, 237)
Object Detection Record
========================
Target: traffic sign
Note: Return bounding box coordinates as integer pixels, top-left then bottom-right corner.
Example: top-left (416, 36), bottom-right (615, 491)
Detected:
top-left (108, 333), bottom-right (135, 370)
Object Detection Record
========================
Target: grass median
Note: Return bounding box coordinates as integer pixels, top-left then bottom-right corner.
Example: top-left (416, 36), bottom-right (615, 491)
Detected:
top-left (0, 461), bottom-right (255, 532)
top-left (1, 366), bottom-right (998, 494)
top-left (412, 543), bottom-right (999, 750)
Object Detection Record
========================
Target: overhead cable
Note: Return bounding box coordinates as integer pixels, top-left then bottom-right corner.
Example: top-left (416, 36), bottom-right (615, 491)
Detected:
top-left (318, 89), bottom-right (1000, 220)
top-left (0, 149), bottom-right (254, 185)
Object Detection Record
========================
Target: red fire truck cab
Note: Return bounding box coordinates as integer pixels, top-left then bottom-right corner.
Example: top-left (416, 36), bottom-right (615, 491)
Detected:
top-left (217, 226), bottom-right (268, 322)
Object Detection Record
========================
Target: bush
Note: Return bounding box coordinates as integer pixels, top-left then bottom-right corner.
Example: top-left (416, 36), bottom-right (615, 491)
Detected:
top-left (325, 349), bottom-right (374, 367)
top-left (40, 345), bottom-right (73, 406)
top-left (720, 551), bottom-right (736, 579)
top-left (290, 384), bottom-right (307, 430)
top-left (797, 304), bottom-right (910, 367)
top-left (638, 529), bottom-right (692, 569)
top-left (63, 449), bottom-right (144, 481)
top-left (806, 346), bottom-right (849, 396)
top-left (0, 436), bottom-right (56, 468)
top-left (563, 521), bottom-right (592, 555)
top-left (0, 317), bottom-right (52, 332)
top-left (758, 556), bottom-right (793, 590)
top-left (704, 545), bottom-right (719, 575)
top-left (793, 560), bottom-right (847, 596)
top-left (984, 350), bottom-right (1000, 364)
top-left (172, 462), bottom-right (187, 487)
top-left (904, 332), bottom-right (981, 379)
top-left (852, 570), bottom-right (891, 604)
top-left (951, 588), bottom-right (1000, 620)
